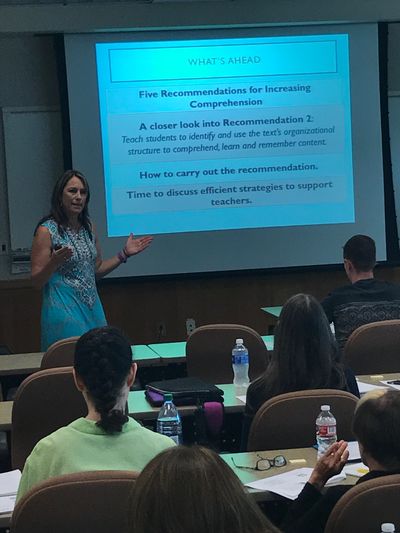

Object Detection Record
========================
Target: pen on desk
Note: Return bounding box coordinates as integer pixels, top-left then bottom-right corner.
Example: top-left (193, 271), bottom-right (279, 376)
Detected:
top-left (386, 380), bottom-right (400, 385)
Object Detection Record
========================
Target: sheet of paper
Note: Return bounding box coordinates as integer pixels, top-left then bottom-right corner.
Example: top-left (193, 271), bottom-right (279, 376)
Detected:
top-left (245, 468), bottom-right (345, 500)
top-left (0, 470), bottom-right (21, 497)
top-left (0, 495), bottom-right (16, 514)
top-left (343, 462), bottom-right (369, 478)
top-left (381, 380), bottom-right (400, 391)
top-left (356, 380), bottom-right (388, 394)
top-left (236, 395), bottom-right (246, 403)
top-left (346, 441), bottom-right (361, 462)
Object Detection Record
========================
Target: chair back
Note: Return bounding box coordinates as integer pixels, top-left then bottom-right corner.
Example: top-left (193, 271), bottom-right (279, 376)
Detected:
top-left (11, 367), bottom-right (87, 470)
top-left (325, 474), bottom-right (400, 533)
top-left (344, 319), bottom-right (400, 374)
top-left (247, 389), bottom-right (358, 451)
top-left (11, 470), bottom-right (139, 533)
top-left (40, 336), bottom-right (79, 370)
top-left (186, 324), bottom-right (269, 384)
top-left (335, 301), bottom-right (400, 352)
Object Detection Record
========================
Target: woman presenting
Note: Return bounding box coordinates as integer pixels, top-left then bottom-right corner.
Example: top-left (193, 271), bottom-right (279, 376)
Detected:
top-left (31, 169), bottom-right (152, 350)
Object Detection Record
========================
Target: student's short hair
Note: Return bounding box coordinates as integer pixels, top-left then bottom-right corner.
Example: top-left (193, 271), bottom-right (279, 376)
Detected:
top-left (130, 446), bottom-right (278, 533)
top-left (353, 390), bottom-right (400, 468)
top-left (343, 235), bottom-right (376, 272)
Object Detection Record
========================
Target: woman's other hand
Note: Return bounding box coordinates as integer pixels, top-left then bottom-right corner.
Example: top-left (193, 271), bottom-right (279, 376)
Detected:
top-left (124, 233), bottom-right (153, 257)
top-left (51, 246), bottom-right (73, 267)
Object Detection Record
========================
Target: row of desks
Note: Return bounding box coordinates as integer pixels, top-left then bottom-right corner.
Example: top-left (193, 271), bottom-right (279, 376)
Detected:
top-left (0, 336), bottom-right (276, 376)
top-left (0, 445), bottom-right (357, 528)
top-left (0, 383), bottom-right (242, 431)
top-left (0, 374), bottom-right (398, 432)
top-left (0, 369), bottom-right (389, 526)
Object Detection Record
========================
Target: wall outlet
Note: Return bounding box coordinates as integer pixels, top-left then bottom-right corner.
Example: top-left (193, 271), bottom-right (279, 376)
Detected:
top-left (156, 321), bottom-right (167, 338)
top-left (186, 318), bottom-right (196, 336)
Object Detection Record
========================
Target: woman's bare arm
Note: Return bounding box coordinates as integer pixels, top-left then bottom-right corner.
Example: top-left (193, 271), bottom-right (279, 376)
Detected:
top-left (94, 228), bottom-right (152, 279)
top-left (31, 226), bottom-right (72, 289)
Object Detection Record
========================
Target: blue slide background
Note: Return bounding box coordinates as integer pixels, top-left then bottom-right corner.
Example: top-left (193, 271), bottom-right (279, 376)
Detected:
top-left (96, 34), bottom-right (354, 237)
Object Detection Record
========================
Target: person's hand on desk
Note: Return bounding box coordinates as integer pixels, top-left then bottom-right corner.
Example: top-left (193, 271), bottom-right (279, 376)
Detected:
top-left (308, 440), bottom-right (349, 492)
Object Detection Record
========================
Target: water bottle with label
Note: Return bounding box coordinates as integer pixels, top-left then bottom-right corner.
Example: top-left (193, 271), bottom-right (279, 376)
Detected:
top-left (232, 338), bottom-right (250, 395)
top-left (157, 393), bottom-right (182, 445)
top-left (316, 405), bottom-right (337, 458)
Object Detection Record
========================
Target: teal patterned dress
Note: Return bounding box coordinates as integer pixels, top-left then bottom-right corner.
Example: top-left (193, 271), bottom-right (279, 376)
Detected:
top-left (40, 219), bottom-right (107, 350)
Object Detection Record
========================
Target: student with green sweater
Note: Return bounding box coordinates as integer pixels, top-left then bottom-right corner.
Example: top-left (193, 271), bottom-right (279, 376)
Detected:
top-left (17, 326), bottom-right (174, 500)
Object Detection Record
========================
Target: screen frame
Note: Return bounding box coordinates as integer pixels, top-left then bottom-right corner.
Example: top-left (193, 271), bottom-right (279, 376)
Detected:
top-left (57, 22), bottom-right (400, 283)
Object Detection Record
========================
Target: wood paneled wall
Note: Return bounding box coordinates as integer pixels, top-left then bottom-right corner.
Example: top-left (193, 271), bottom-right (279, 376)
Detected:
top-left (1, 265), bottom-right (399, 353)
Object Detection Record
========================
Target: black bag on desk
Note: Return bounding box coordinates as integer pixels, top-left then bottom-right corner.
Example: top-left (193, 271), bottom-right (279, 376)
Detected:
top-left (145, 377), bottom-right (224, 406)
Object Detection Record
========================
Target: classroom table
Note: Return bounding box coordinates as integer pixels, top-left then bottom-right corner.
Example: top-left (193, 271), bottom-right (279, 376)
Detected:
top-left (128, 383), bottom-right (244, 420)
top-left (356, 373), bottom-right (400, 390)
top-left (0, 372), bottom-right (398, 432)
top-left (0, 345), bottom-right (161, 377)
top-left (223, 446), bottom-right (358, 502)
top-left (148, 335), bottom-right (275, 363)
top-left (0, 383), bottom-right (246, 431)
top-left (0, 353), bottom-right (44, 377)
top-left (1, 372), bottom-right (398, 432)
top-left (0, 336), bottom-right (275, 380)
top-left (261, 335), bottom-right (274, 351)
top-left (0, 401), bottom-right (12, 431)
top-left (0, 445), bottom-right (358, 528)
top-left (147, 341), bottom-right (187, 363)
top-left (0, 374), bottom-right (392, 527)
top-left (261, 306), bottom-right (282, 318)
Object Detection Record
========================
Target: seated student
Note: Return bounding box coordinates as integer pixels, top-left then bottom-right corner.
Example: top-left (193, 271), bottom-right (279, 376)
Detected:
top-left (17, 326), bottom-right (174, 500)
top-left (321, 234), bottom-right (400, 351)
top-left (242, 293), bottom-right (358, 448)
top-left (130, 445), bottom-right (280, 533)
top-left (281, 389), bottom-right (400, 533)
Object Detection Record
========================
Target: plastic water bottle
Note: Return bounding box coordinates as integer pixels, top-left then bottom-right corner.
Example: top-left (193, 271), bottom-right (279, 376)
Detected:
top-left (157, 393), bottom-right (182, 445)
top-left (381, 524), bottom-right (396, 533)
top-left (316, 405), bottom-right (337, 458)
top-left (232, 338), bottom-right (249, 395)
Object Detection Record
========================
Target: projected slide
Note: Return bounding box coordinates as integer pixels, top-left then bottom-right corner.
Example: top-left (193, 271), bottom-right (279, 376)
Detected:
top-left (96, 34), bottom-right (354, 237)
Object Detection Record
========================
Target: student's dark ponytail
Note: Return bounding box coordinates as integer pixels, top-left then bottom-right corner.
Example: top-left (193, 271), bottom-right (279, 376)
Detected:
top-left (74, 326), bottom-right (133, 433)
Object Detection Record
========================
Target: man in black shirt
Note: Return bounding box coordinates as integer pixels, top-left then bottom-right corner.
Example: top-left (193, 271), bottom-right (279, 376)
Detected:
top-left (321, 235), bottom-right (400, 351)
